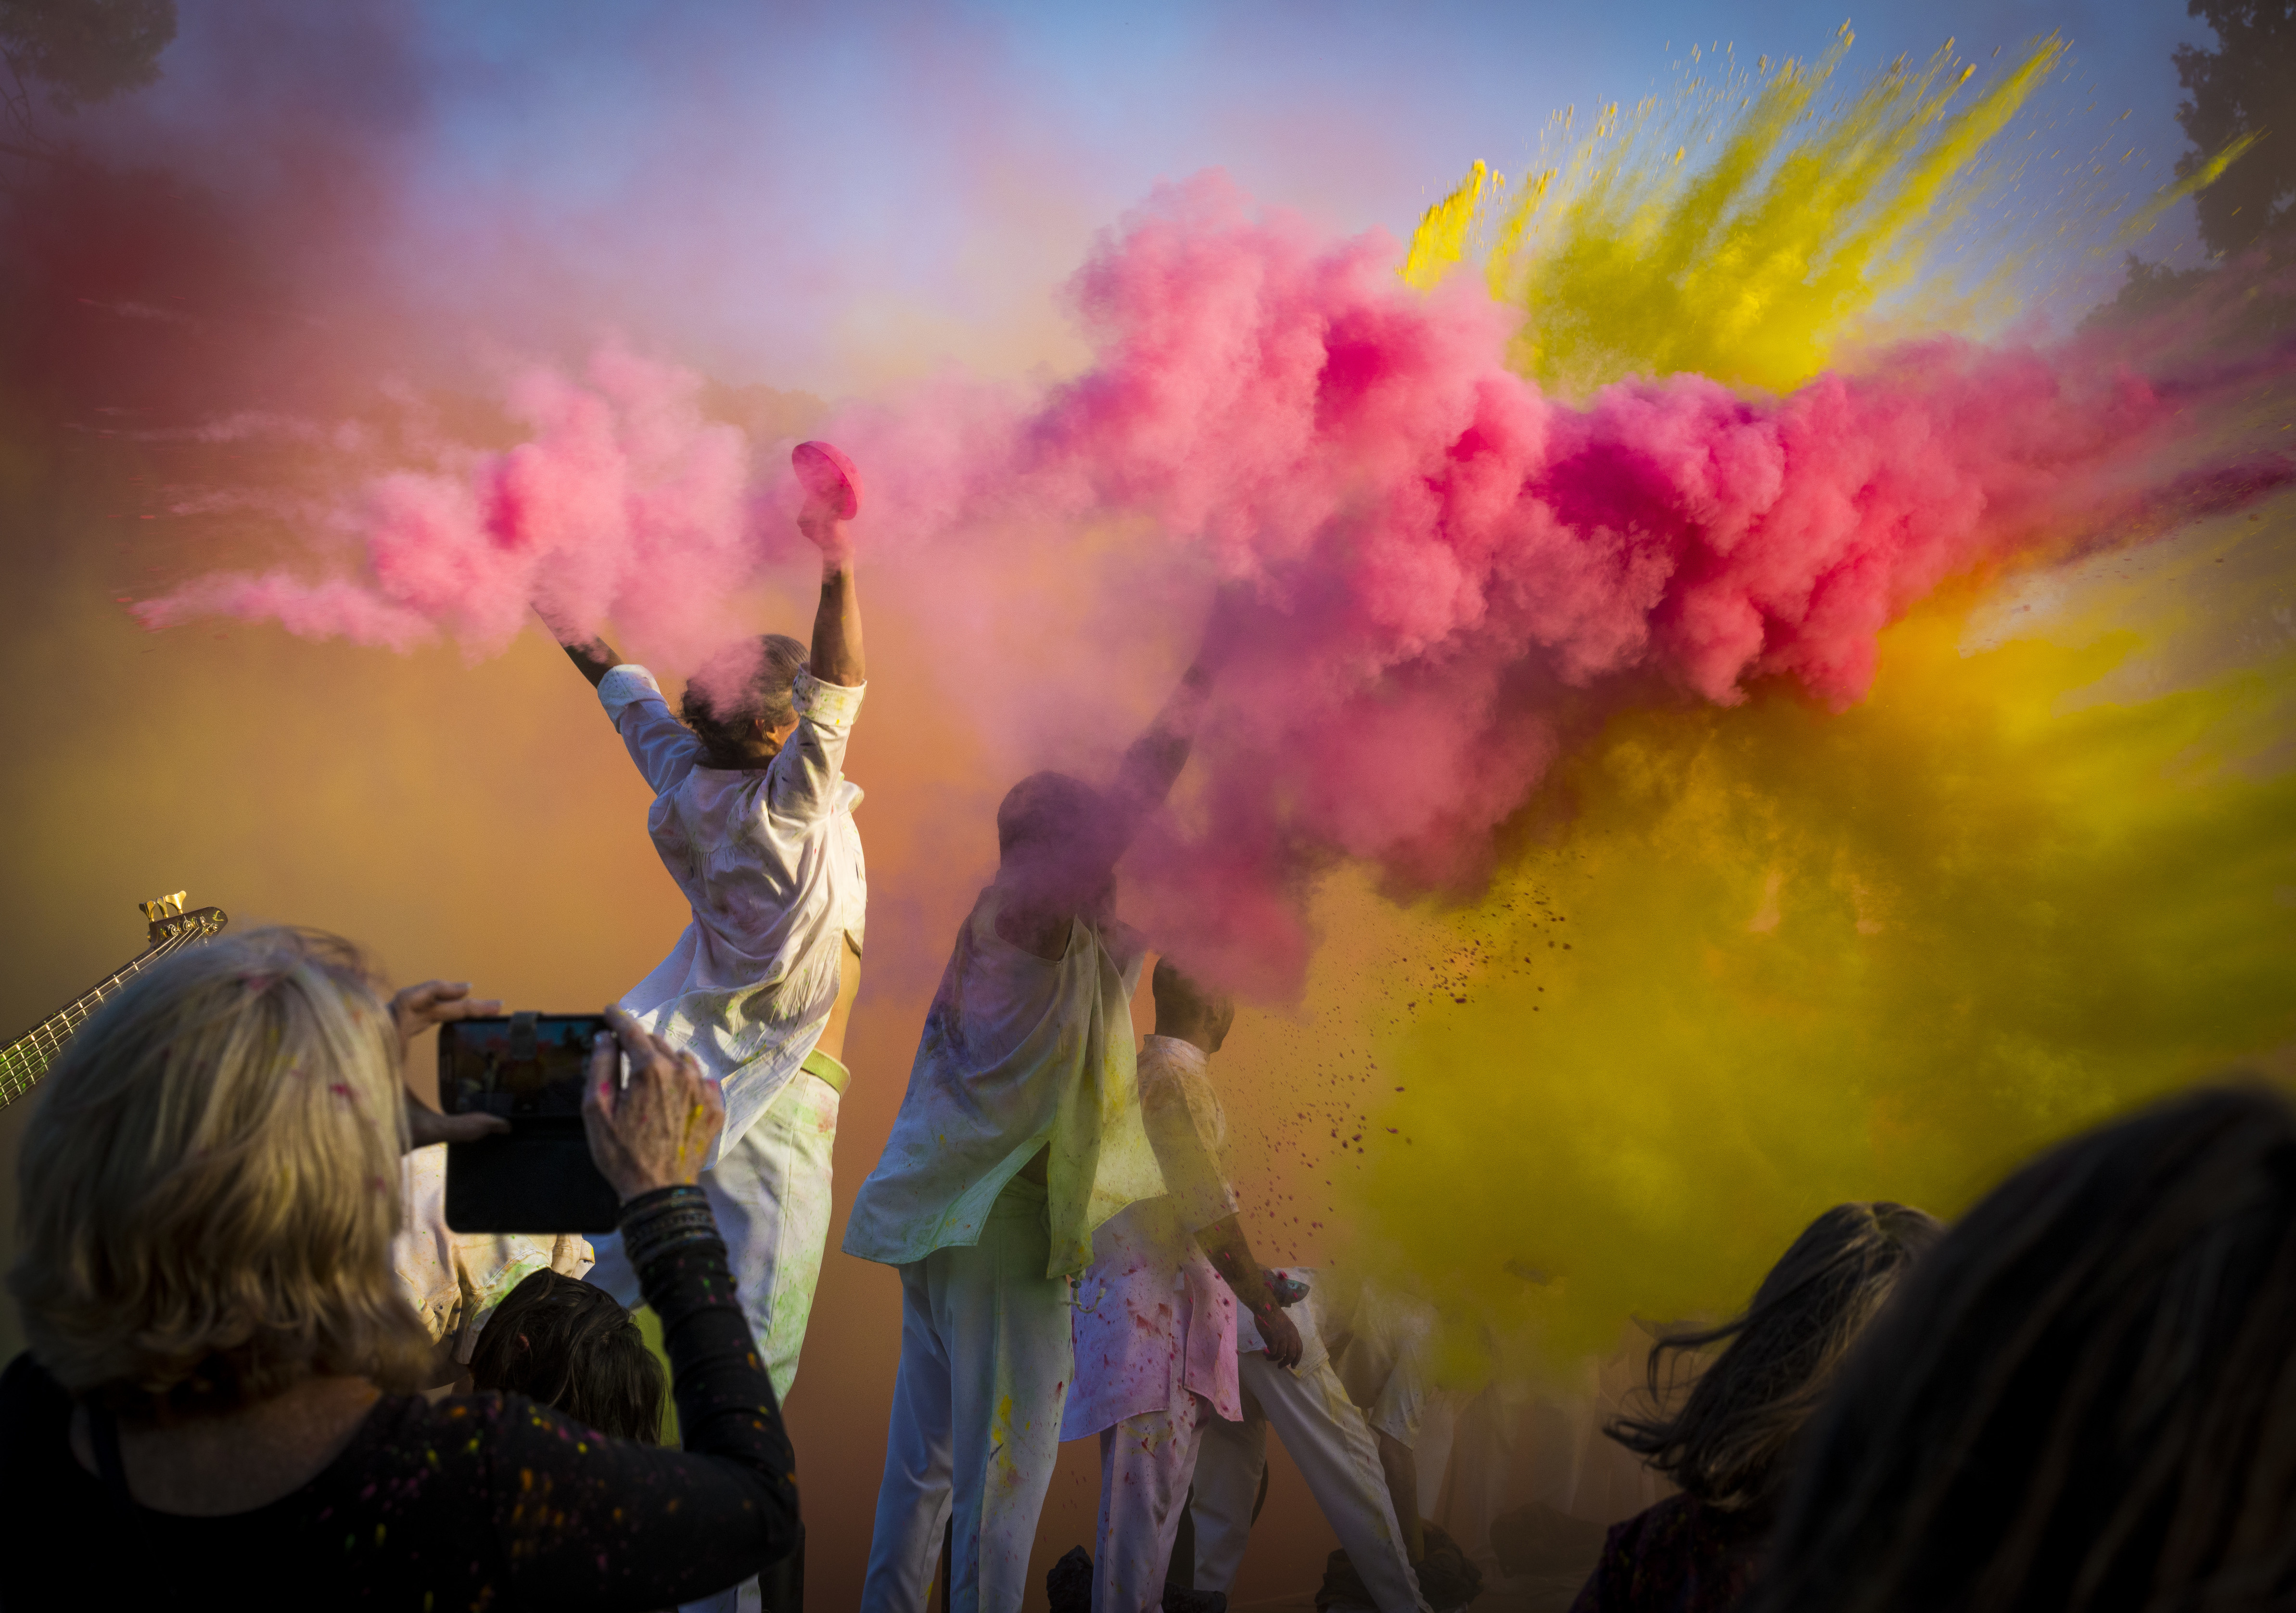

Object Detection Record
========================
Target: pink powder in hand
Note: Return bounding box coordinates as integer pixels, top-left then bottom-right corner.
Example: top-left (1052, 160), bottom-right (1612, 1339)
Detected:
top-left (791, 440), bottom-right (861, 520)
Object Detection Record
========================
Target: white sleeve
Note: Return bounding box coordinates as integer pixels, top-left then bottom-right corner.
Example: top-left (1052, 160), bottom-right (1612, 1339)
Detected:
top-left (1140, 1061), bottom-right (1242, 1231)
top-left (597, 665), bottom-right (702, 794)
top-left (767, 670), bottom-right (866, 822)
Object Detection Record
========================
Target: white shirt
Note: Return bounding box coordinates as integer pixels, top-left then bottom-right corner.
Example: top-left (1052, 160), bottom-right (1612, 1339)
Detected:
top-left (597, 663), bottom-right (866, 1165)
top-left (842, 881), bottom-right (1166, 1279)
top-left (1063, 1035), bottom-right (1244, 1438)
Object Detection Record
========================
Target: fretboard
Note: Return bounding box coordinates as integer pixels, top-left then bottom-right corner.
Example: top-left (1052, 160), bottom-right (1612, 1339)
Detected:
top-left (0, 929), bottom-right (208, 1109)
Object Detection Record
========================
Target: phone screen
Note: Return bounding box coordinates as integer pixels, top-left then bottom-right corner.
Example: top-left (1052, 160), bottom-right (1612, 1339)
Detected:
top-left (437, 1013), bottom-right (622, 1234)
top-left (438, 1013), bottom-right (607, 1119)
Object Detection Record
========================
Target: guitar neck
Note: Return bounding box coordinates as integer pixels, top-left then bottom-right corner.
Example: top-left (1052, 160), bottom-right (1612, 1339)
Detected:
top-left (0, 930), bottom-right (205, 1109)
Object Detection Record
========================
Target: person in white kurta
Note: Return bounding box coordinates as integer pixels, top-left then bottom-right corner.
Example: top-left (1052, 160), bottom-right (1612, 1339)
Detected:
top-left (549, 491), bottom-right (867, 1407)
top-left (1063, 961), bottom-right (1305, 1613)
top-left (843, 647), bottom-right (1222, 1613)
top-left (1070, 963), bottom-right (1427, 1613)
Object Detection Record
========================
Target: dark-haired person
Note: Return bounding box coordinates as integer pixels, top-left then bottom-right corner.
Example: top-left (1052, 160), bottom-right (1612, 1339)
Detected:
top-left (0, 928), bottom-right (796, 1610)
top-left (1748, 1085), bottom-right (2296, 1613)
top-left (469, 1268), bottom-right (667, 1444)
top-left (842, 608), bottom-right (1233, 1613)
top-left (1570, 1201), bottom-right (1943, 1613)
top-left (543, 474), bottom-right (865, 1435)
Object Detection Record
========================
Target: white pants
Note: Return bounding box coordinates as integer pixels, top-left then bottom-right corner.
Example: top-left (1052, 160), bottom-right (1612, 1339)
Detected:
top-left (861, 1177), bottom-right (1071, 1613)
top-left (1189, 1352), bottom-right (1430, 1613)
top-left (1423, 1384), bottom-right (1518, 1571)
top-left (588, 1068), bottom-right (841, 1401)
top-left (1094, 1393), bottom-right (1215, 1613)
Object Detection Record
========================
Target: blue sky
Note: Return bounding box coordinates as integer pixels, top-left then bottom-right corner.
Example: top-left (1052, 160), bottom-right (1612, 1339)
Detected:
top-left (117, 0), bottom-right (2224, 397)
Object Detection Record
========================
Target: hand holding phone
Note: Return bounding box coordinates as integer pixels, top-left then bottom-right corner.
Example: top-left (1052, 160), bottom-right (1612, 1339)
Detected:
top-left (580, 1006), bottom-right (726, 1201)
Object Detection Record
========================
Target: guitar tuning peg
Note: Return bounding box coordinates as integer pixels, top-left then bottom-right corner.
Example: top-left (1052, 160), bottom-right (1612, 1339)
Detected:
top-left (164, 891), bottom-right (187, 916)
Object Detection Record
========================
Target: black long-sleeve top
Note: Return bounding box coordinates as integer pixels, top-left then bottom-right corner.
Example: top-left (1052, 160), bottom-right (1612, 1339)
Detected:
top-left (0, 1216), bottom-right (797, 1611)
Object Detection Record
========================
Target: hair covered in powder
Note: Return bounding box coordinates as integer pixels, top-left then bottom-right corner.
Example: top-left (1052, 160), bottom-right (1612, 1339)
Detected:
top-left (681, 631), bottom-right (806, 762)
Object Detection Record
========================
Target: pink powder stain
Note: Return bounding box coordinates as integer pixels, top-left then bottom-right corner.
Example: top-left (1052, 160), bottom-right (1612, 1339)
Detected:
top-left (136, 174), bottom-right (2290, 995)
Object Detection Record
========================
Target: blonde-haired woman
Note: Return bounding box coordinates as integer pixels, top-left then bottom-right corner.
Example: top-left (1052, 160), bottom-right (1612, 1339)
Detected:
top-left (0, 927), bottom-right (799, 1610)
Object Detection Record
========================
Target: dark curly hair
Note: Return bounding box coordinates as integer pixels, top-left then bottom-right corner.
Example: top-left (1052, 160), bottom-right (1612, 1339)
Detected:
top-left (1606, 1200), bottom-right (1943, 1519)
top-left (680, 633), bottom-right (807, 766)
top-left (467, 1269), bottom-right (666, 1444)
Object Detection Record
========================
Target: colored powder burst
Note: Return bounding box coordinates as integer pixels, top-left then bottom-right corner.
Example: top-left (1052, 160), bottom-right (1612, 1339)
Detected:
top-left (1353, 520), bottom-right (2296, 1364)
top-left (1327, 38), bottom-right (2294, 1369)
top-left (132, 173), bottom-right (2288, 997)
top-left (1407, 29), bottom-right (2067, 395)
top-left (118, 27), bottom-right (2290, 1379)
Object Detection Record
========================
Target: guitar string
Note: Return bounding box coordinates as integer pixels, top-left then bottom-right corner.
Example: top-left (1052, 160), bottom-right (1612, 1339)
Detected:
top-left (0, 922), bottom-right (219, 1102)
top-left (0, 934), bottom-right (191, 1100)
top-left (6, 918), bottom-right (218, 1096)
top-left (8, 937), bottom-right (197, 1098)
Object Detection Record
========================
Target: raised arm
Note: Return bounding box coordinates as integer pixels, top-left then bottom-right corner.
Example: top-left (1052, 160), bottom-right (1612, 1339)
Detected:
top-left (1109, 584), bottom-right (1244, 817)
top-left (532, 606), bottom-right (701, 794)
top-left (1110, 659), bottom-right (1212, 813)
top-left (534, 604), bottom-right (625, 689)
top-left (763, 489), bottom-right (869, 822)
top-left (797, 500), bottom-right (864, 689)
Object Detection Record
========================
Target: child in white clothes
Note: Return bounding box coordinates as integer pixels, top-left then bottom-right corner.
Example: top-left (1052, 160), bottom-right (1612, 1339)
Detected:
top-left (1064, 960), bottom-right (1428, 1613)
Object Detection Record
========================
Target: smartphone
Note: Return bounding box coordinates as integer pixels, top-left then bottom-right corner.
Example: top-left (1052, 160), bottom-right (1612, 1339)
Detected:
top-left (438, 1012), bottom-right (622, 1234)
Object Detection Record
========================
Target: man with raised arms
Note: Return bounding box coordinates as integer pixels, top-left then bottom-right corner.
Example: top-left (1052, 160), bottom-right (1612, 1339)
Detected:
top-left (843, 614), bottom-right (1227, 1613)
top-left (548, 443), bottom-right (867, 1418)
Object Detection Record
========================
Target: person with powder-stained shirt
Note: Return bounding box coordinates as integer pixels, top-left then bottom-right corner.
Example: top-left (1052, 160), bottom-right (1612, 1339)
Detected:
top-left (541, 448), bottom-right (867, 1432)
top-left (1076, 961), bottom-right (1429, 1613)
top-left (843, 603), bottom-right (1233, 1613)
top-left (1061, 957), bottom-right (1314, 1613)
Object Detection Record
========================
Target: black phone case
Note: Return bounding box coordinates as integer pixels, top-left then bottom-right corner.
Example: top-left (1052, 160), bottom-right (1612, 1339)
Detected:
top-left (445, 1126), bottom-right (623, 1234)
top-left (437, 1016), bottom-right (622, 1235)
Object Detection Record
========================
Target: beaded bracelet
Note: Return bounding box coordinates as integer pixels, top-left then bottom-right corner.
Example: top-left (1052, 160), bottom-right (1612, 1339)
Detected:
top-left (619, 1184), bottom-right (723, 1271)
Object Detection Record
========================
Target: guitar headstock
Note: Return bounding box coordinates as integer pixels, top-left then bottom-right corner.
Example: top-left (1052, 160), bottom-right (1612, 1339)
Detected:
top-left (140, 892), bottom-right (230, 946)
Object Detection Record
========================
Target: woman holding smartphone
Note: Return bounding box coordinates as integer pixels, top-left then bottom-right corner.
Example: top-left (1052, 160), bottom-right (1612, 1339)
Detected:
top-left (0, 926), bottom-right (796, 1612)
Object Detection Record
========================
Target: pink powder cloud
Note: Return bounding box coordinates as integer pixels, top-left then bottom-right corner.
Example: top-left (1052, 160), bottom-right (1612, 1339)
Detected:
top-left (136, 173), bottom-right (2291, 992)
